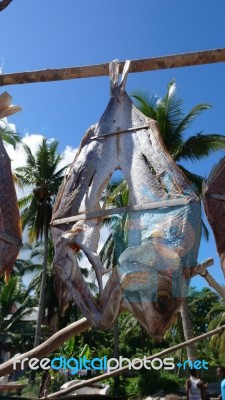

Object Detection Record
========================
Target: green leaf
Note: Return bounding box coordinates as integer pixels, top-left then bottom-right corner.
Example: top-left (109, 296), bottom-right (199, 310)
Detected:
top-left (175, 134), bottom-right (225, 162)
top-left (62, 337), bottom-right (75, 357)
top-left (79, 343), bottom-right (90, 359)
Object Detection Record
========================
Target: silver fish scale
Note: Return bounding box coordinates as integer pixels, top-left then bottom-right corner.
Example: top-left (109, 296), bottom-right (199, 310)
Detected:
top-left (51, 60), bottom-right (201, 337)
top-left (0, 93), bottom-right (22, 278)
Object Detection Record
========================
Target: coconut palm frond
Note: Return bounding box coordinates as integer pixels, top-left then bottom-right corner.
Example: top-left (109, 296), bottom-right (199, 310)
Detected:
top-left (175, 134), bottom-right (225, 162)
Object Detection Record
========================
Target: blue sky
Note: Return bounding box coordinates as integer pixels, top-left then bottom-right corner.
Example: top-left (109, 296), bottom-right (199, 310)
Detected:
top-left (1, 0), bottom-right (225, 291)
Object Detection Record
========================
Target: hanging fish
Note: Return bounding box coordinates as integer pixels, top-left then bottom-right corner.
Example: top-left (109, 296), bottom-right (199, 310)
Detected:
top-left (203, 157), bottom-right (225, 276)
top-left (51, 60), bottom-right (201, 338)
top-left (0, 92), bottom-right (22, 280)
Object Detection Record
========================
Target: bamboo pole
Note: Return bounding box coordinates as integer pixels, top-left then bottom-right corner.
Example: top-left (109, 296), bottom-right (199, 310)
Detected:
top-left (0, 318), bottom-right (91, 377)
top-left (190, 257), bottom-right (214, 278)
top-left (1, 48), bottom-right (225, 87)
top-left (199, 268), bottom-right (225, 299)
top-left (47, 324), bottom-right (225, 398)
top-left (51, 197), bottom-right (190, 226)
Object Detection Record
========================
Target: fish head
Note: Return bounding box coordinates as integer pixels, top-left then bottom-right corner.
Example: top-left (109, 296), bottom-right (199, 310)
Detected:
top-left (118, 236), bottom-right (189, 338)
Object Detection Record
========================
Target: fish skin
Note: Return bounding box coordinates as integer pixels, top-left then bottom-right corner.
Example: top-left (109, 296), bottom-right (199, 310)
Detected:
top-left (0, 92), bottom-right (22, 278)
top-left (51, 62), bottom-right (201, 336)
top-left (203, 156), bottom-right (225, 276)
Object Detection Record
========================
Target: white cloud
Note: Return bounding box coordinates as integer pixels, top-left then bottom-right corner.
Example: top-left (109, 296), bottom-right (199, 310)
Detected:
top-left (0, 117), bottom-right (16, 134)
top-left (0, 57), bottom-right (4, 74)
top-left (5, 133), bottom-right (45, 170)
top-left (3, 129), bottom-right (77, 172)
top-left (58, 145), bottom-right (77, 172)
top-left (1, 120), bottom-right (77, 201)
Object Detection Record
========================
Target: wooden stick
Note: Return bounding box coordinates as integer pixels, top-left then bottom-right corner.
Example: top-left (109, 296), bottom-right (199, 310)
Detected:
top-left (1, 48), bottom-right (225, 87)
top-left (0, 318), bottom-right (91, 377)
top-left (194, 258), bottom-right (214, 276)
top-left (188, 257), bottom-right (214, 278)
top-left (199, 269), bottom-right (225, 299)
top-left (210, 194), bottom-right (225, 201)
top-left (191, 257), bottom-right (225, 299)
top-left (90, 124), bottom-right (150, 139)
top-left (46, 323), bottom-right (225, 398)
top-left (0, 231), bottom-right (22, 246)
top-left (51, 197), bottom-right (190, 225)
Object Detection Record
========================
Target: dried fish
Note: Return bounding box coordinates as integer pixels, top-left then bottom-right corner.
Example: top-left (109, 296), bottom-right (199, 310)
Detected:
top-left (0, 92), bottom-right (22, 279)
top-left (51, 61), bottom-right (201, 337)
top-left (204, 157), bottom-right (225, 276)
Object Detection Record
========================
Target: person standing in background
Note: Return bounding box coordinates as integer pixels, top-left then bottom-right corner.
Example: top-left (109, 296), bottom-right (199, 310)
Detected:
top-left (186, 368), bottom-right (207, 400)
top-left (217, 366), bottom-right (225, 400)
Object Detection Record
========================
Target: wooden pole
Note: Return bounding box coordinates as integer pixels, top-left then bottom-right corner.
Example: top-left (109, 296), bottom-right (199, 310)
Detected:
top-left (47, 323), bottom-right (225, 398)
top-left (51, 197), bottom-right (190, 226)
top-left (0, 318), bottom-right (91, 377)
top-left (199, 269), bottom-right (225, 299)
top-left (1, 48), bottom-right (225, 87)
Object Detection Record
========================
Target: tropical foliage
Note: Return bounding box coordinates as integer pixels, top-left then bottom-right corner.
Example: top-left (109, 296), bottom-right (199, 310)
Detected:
top-left (0, 122), bottom-right (21, 149)
top-left (0, 276), bottom-right (37, 353)
top-left (15, 138), bottom-right (67, 347)
top-left (132, 80), bottom-right (225, 193)
top-left (15, 138), bottom-right (67, 243)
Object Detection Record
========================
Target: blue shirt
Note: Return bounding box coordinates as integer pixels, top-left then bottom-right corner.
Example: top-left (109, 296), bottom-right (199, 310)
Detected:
top-left (221, 378), bottom-right (225, 400)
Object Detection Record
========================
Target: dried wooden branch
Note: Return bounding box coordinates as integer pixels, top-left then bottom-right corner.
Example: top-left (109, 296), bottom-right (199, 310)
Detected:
top-left (199, 269), bottom-right (225, 299)
top-left (0, 0), bottom-right (13, 12)
top-left (210, 194), bottom-right (225, 201)
top-left (0, 318), bottom-right (91, 377)
top-left (1, 48), bottom-right (225, 87)
top-left (188, 257), bottom-right (213, 278)
top-left (47, 323), bottom-right (225, 398)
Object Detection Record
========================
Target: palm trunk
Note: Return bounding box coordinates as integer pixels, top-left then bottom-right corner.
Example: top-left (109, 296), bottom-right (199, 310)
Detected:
top-left (113, 318), bottom-right (120, 397)
top-left (177, 347), bottom-right (183, 377)
top-left (180, 298), bottom-right (196, 361)
top-left (34, 218), bottom-right (49, 348)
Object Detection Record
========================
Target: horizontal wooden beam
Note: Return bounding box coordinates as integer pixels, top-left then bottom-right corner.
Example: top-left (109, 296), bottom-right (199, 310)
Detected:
top-left (0, 231), bottom-right (22, 246)
top-left (51, 197), bottom-right (190, 225)
top-left (210, 194), bottom-right (225, 201)
top-left (1, 48), bottom-right (225, 87)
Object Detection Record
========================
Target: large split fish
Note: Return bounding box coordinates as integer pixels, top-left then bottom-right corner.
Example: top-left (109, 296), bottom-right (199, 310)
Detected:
top-left (204, 157), bottom-right (225, 276)
top-left (0, 92), bottom-right (22, 279)
top-left (51, 60), bottom-right (201, 338)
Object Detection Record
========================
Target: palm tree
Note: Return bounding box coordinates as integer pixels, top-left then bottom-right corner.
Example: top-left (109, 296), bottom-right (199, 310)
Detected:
top-left (0, 124), bottom-right (21, 149)
top-left (132, 80), bottom-right (225, 359)
top-left (0, 276), bottom-right (37, 354)
top-left (207, 299), bottom-right (225, 362)
top-left (100, 178), bottom-right (128, 271)
top-left (99, 178), bottom-right (129, 395)
top-left (132, 80), bottom-right (225, 196)
top-left (15, 138), bottom-right (68, 347)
